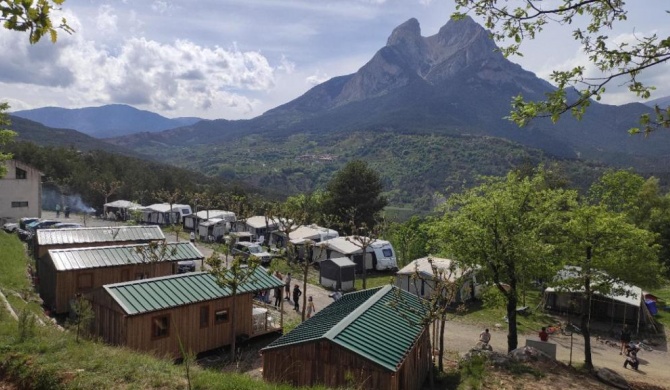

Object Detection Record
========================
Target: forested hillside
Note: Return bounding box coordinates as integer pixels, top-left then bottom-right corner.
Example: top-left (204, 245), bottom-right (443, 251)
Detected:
top-left (5, 142), bottom-right (259, 213)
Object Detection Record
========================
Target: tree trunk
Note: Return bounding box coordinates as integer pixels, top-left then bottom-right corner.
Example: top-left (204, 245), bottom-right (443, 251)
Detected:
top-left (438, 316), bottom-right (446, 372)
top-left (301, 260), bottom-right (308, 322)
top-left (582, 281), bottom-right (593, 370)
top-left (427, 324), bottom-right (434, 390)
top-left (506, 291), bottom-right (518, 352)
top-left (582, 246), bottom-right (593, 370)
top-left (362, 245), bottom-right (367, 290)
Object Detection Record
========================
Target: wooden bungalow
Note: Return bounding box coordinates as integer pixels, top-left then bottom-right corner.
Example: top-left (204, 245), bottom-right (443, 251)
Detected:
top-left (34, 225), bottom-right (165, 261)
top-left (38, 242), bottom-right (203, 314)
top-left (261, 285), bottom-right (431, 390)
top-left (89, 269), bottom-right (284, 358)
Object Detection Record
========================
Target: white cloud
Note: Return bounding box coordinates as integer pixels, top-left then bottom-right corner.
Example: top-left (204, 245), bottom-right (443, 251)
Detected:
top-left (0, 18), bottom-right (277, 119)
top-left (96, 5), bottom-right (118, 34)
top-left (305, 71), bottom-right (329, 86)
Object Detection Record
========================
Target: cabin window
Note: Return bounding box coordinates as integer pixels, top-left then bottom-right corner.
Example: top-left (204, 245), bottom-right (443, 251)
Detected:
top-left (76, 273), bottom-right (93, 292)
top-left (135, 272), bottom-right (146, 280)
top-left (15, 167), bottom-right (26, 179)
top-left (200, 305), bottom-right (210, 328)
top-left (215, 308), bottom-right (229, 324)
top-left (11, 201), bottom-right (29, 208)
top-left (382, 248), bottom-right (393, 257)
top-left (151, 314), bottom-right (170, 339)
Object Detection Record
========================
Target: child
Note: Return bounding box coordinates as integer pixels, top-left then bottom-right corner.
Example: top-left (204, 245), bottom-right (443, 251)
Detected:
top-left (306, 296), bottom-right (316, 318)
top-left (624, 347), bottom-right (639, 370)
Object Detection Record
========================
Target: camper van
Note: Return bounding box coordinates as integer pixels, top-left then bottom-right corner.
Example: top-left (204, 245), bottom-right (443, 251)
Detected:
top-left (368, 240), bottom-right (397, 271)
top-left (315, 236), bottom-right (398, 272)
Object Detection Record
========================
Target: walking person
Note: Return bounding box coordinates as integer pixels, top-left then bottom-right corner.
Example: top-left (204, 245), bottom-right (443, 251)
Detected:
top-left (306, 296), bottom-right (316, 318)
top-left (55, 204), bottom-right (61, 218)
top-left (284, 273), bottom-right (292, 301)
top-left (292, 284), bottom-right (302, 311)
top-left (273, 286), bottom-right (282, 309)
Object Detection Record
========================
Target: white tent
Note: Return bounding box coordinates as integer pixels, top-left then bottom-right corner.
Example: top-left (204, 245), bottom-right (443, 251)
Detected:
top-left (102, 200), bottom-right (142, 221)
top-left (543, 266), bottom-right (653, 333)
top-left (395, 257), bottom-right (481, 301)
top-left (140, 203), bottom-right (192, 225)
top-left (183, 210), bottom-right (235, 230)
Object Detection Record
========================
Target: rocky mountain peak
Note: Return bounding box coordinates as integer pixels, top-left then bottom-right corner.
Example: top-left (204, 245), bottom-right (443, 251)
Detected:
top-left (386, 18), bottom-right (422, 47)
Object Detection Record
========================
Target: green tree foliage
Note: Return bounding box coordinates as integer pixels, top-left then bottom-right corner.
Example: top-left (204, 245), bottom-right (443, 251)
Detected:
top-left (589, 170), bottom-right (670, 275)
top-left (1, 0), bottom-right (73, 43)
top-left (323, 160), bottom-right (387, 234)
top-left (69, 294), bottom-right (94, 343)
top-left (432, 170), bottom-right (571, 352)
top-left (588, 169), bottom-right (646, 215)
top-left (0, 103), bottom-right (16, 177)
top-left (453, 1), bottom-right (670, 133)
top-left (552, 204), bottom-right (662, 370)
top-left (387, 216), bottom-right (429, 268)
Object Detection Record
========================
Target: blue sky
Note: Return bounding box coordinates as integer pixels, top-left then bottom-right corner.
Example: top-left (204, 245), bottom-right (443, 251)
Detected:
top-left (1, 0), bottom-right (668, 120)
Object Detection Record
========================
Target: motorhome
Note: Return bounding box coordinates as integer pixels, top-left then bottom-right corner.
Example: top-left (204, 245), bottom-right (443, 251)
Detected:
top-left (314, 236), bottom-right (397, 272)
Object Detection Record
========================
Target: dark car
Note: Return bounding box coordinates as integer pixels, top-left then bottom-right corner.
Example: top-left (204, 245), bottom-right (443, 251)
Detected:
top-left (52, 222), bottom-right (83, 229)
top-left (19, 217), bottom-right (40, 230)
top-left (17, 229), bottom-right (33, 242)
top-left (26, 220), bottom-right (59, 232)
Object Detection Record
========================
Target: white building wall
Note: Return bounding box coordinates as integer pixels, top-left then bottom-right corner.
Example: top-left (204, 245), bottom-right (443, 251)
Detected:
top-left (0, 160), bottom-right (42, 221)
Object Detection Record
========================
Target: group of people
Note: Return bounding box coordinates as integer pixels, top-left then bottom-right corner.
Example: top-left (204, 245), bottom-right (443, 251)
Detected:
top-left (268, 271), bottom-right (316, 318)
top-left (55, 204), bottom-right (70, 218)
top-left (619, 325), bottom-right (639, 370)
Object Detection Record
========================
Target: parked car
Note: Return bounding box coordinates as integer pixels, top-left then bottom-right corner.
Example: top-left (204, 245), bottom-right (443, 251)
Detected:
top-left (3, 223), bottom-right (18, 233)
top-left (17, 229), bottom-right (33, 242)
top-left (231, 242), bottom-right (272, 265)
top-left (19, 217), bottom-right (40, 230)
top-left (177, 260), bottom-right (196, 273)
top-left (26, 220), bottom-right (59, 232)
top-left (52, 222), bottom-right (83, 229)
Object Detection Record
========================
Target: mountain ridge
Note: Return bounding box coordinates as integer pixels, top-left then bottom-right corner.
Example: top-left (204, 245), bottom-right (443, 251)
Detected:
top-left (12, 104), bottom-right (203, 138)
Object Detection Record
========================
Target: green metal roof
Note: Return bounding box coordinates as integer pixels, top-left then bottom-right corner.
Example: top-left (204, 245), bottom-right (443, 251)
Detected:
top-left (262, 285), bottom-right (426, 372)
top-left (104, 268), bottom-right (283, 315)
top-left (37, 226), bottom-right (165, 246)
top-left (49, 242), bottom-right (203, 271)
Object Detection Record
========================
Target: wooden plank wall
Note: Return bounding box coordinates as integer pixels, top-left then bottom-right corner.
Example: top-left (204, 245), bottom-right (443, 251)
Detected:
top-left (120, 293), bottom-right (254, 358)
top-left (263, 339), bottom-right (403, 389)
top-left (89, 288), bottom-right (126, 345)
top-left (396, 329), bottom-right (431, 390)
top-left (45, 261), bottom-right (176, 313)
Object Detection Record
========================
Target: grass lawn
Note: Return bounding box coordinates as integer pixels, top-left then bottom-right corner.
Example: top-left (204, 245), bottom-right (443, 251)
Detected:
top-left (649, 284), bottom-right (670, 330)
top-left (452, 290), bottom-right (559, 337)
top-left (354, 273), bottom-right (395, 290)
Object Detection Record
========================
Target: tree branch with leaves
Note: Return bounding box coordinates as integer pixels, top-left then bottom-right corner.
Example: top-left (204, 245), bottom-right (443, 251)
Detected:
top-left (453, 0), bottom-right (670, 134)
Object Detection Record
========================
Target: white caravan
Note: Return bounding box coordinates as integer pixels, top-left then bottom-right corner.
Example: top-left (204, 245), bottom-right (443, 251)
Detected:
top-left (315, 236), bottom-right (398, 272)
